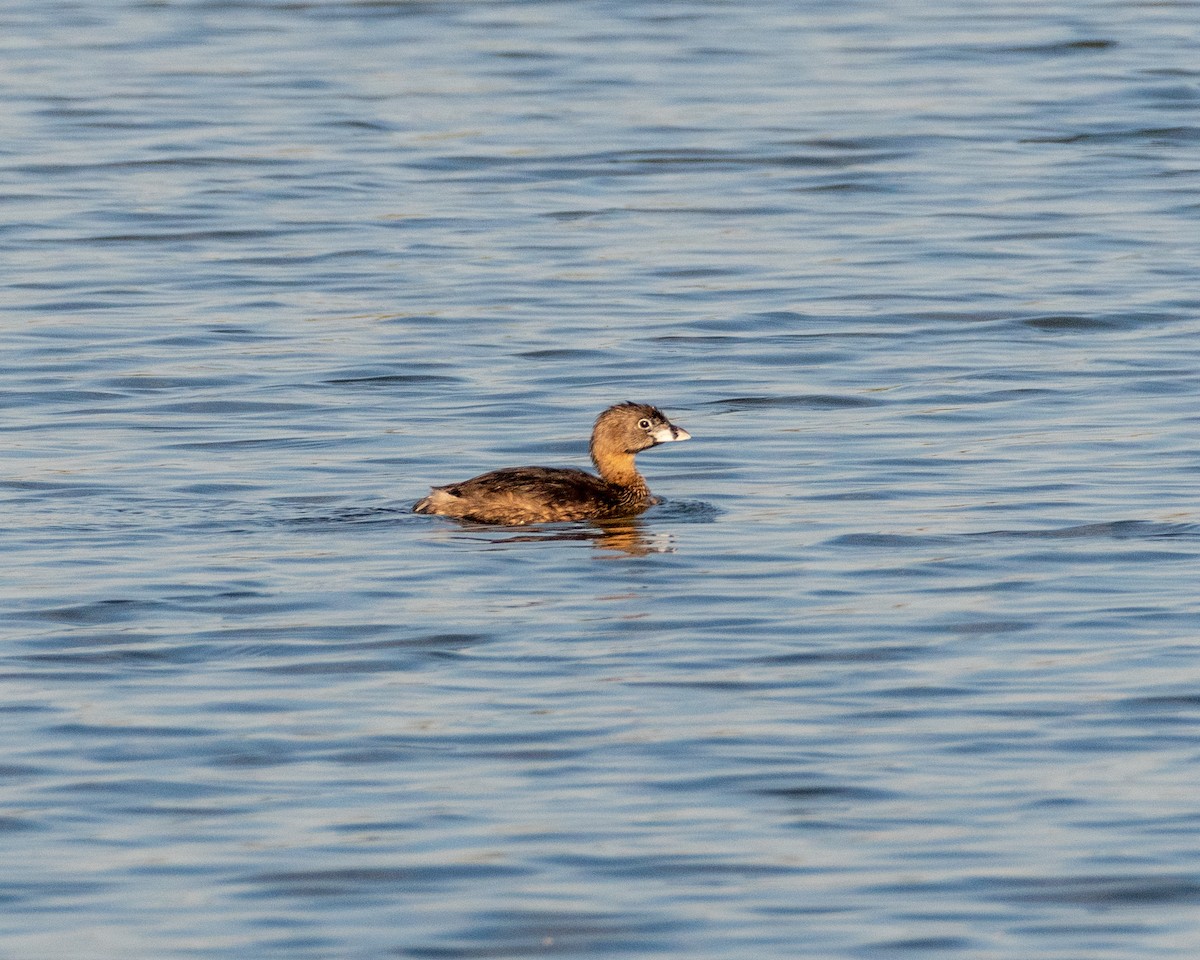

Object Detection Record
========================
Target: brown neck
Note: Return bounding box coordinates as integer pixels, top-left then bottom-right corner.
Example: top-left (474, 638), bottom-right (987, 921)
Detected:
top-left (599, 453), bottom-right (645, 489)
top-left (590, 442), bottom-right (648, 496)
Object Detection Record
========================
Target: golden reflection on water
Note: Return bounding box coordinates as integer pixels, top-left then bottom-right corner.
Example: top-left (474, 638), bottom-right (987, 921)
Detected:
top-left (446, 517), bottom-right (675, 556)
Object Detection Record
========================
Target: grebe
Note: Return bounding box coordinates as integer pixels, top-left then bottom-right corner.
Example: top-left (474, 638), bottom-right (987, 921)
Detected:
top-left (413, 402), bottom-right (690, 525)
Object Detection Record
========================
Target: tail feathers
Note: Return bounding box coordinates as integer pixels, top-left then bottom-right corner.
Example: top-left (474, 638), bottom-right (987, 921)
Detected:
top-left (413, 487), bottom-right (457, 515)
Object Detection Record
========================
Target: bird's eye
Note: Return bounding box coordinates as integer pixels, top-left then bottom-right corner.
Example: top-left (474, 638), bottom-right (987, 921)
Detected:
top-left (638, 418), bottom-right (652, 430)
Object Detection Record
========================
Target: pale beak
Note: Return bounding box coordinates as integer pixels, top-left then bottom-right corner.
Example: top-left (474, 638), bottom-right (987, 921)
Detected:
top-left (650, 423), bottom-right (690, 443)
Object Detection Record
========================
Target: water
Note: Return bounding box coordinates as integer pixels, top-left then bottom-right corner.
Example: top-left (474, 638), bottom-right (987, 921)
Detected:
top-left (3, 1), bottom-right (1200, 957)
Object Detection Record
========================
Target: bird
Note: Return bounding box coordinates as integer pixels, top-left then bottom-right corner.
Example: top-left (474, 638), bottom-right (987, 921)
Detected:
top-left (413, 402), bottom-right (690, 525)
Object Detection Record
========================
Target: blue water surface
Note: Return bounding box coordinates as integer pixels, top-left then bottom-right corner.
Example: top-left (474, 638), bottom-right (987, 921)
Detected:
top-left (3, 1), bottom-right (1200, 957)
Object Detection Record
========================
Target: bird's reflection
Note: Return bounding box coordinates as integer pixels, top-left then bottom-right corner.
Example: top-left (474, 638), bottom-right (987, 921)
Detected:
top-left (450, 516), bottom-right (674, 556)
